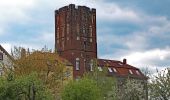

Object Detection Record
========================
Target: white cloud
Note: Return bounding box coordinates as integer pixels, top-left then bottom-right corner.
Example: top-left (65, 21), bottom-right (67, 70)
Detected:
top-left (96, 3), bottom-right (140, 22)
top-left (121, 48), bottom-right (170, 67)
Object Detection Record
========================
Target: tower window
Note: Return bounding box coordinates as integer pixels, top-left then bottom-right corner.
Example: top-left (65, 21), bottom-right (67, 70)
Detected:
top-left (77, 36), bottom-right (80, 40)
top-left (76, 58), bottom-right (80, 70)
top-left (67, 24), bottom-right (69, 34)
top-left (89, 26), bottom-right (92, 42)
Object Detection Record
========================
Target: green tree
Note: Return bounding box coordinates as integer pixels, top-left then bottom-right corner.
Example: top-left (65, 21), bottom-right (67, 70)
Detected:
top-left (117, 79), bottom-right (146, 100)
top-left (84, 59), bottom-right (117, 100)
top-left (149, 68), bottom-right (170, 100)
top-left (11, 47), bottom-right (73, 99)
top-left (62, 78), bottom-right (101, 100)
top-left (0, 72), bottom-right (53, 100)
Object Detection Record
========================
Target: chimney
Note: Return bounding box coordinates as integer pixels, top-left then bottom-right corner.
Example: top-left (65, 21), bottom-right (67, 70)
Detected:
top-left (123, 59), bottom-right (127, 64)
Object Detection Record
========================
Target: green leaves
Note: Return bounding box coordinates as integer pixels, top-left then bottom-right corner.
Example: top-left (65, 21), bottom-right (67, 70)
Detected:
top-left (0, 72), bottom-right (53, 100)
top-left (62, 78), bottom-right (101, 100)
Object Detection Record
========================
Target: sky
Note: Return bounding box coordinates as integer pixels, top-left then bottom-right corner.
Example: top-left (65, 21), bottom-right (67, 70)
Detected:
top-left (0, 0), bottom-right (170, 73)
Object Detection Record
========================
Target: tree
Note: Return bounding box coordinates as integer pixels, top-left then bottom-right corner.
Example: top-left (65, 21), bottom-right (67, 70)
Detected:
top-left (0, 72), bottom-right (53, 100)
top-left (11, 47), bottom-right (73, 99)
top-left (117, 79), bottom-right (146, 100)
top-left (62, 78), bottom-right (101, 100)
top-left (149, 68), bottom-right (170, 100)
top-left (84, 59), bottom-right (117, 100)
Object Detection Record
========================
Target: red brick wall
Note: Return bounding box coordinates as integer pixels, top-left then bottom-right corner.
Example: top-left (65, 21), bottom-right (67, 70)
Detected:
top-left (55, 4), bottom-right (97, 78)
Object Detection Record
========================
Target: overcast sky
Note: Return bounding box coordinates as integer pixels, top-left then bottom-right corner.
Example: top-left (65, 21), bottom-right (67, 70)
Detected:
top-left (0, 0), bottom-right (170, 72)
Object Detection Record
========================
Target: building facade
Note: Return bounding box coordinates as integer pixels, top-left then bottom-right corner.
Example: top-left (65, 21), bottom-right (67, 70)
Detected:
top-left (55, 4), bottom-right (97, 78)
top-left (55, 4), bottom-right (147, 81)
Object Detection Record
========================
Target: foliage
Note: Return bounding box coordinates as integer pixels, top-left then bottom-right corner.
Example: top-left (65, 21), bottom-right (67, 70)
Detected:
top-left (84, 59), bottom-right (117, 100)
top-left (117, 79), bottom-right (146, 100)
top-left (62, 78), bottom-right (101, 100)
top-left (149, 68), bottom-right (170, 100)
top-left (0, 72), bottom-right (53, 100)
top-left (11, 47), bottom-right (73, 99)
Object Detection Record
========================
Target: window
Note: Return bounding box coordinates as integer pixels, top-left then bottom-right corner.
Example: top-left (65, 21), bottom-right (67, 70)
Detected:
top-left (0, 53), bottom-right (3, 60)
top-left (67, 24), bottom-right (69, 34)
top-left (108, 68), bottom-right (113, 72)
top-left (90, 59), bottom-right (93, 71)
top-left (112, 68), bottom-right (117, 72)
top-left (98, 67), bottom-right (103, 71)
top-left (136, 70), bottom-right (140, 75)
top-left (118, 63), bottom-right (123, 66)
top-left (77, 24), bottom-right (80, 40)
top-left (77, 36), bottom-right (80, 40)
top-left (92, 16), bottom-right (93, 24)
top-left (89, 26), bottom-right (92, 42)
top-left (129, 69), bottom-right (133, 74)
top-left (76, 58), bottom-right (80, 70)
top-left (62, 27), bottom-right (65, 37)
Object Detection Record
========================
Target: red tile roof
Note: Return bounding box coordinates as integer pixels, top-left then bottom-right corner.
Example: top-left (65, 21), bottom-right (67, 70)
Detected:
top-left (97, 59), bottom-right (147, 80)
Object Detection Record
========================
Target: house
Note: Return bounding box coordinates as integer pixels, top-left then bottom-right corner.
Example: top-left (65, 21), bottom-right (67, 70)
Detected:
top-left (0, 45), bottom-right (14, 76)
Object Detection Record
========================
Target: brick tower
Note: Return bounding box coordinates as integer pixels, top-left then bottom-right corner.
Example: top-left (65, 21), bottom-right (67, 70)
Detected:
top-left (55, 4), bottom-right (97, 78)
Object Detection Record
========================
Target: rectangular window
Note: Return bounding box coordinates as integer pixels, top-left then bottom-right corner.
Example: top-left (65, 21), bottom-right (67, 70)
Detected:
top-left (76, 24), bottom-right (80, 40)
top-left (76, 58), bottom-right (80, 70)
top-left (89, 26), bottom-right (92, 42)
top-left (0, 53), bottom-right (3, 60)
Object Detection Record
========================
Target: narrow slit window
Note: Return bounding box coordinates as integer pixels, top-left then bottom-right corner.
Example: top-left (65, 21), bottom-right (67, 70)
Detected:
top-left (76, 58), bottom-right (80, 70)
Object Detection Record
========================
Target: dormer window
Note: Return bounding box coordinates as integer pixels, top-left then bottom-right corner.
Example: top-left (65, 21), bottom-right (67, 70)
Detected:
top-left (129, 69), bottom-right (133, 74)
top-left (136, 70), bottom-right (140, 75)
top-left (98, 67), bottom-right (103, 71)
top-left (108, 68), bottom-right (113, 72)
top-left (118, 63), bottom-right (123, 66)
top-left (0, 53), bottom-right (3, 60)
top-left (112, 68), bottom-right (117, 72)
